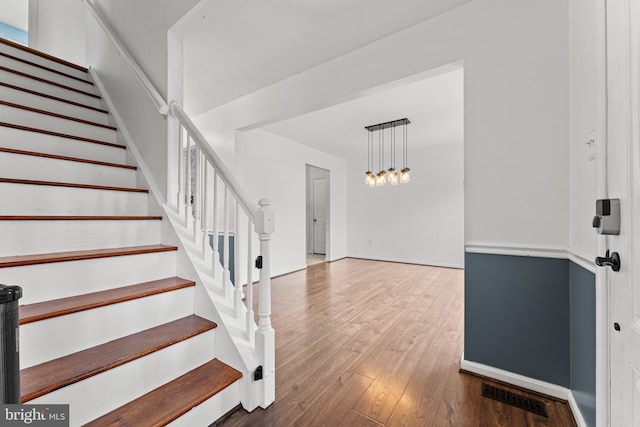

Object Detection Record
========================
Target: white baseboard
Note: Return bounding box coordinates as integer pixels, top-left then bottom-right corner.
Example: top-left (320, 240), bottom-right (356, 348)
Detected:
top-left (460, 355), bottom-right (587, 426)
top-left (460, 356), bottom-right (569, 399)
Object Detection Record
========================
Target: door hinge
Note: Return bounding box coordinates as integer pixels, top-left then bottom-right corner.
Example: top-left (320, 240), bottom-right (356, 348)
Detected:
top-left (254, 365), bottom-right (263, 381)
top-left (255, 256), bottom-right (263, 269)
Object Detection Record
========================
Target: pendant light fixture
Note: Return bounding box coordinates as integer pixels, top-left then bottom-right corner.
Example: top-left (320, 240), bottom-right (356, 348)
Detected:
top-left (400, 120), bottom-right (410, 184)
top-left (364, 118), bottom-right (410, 187)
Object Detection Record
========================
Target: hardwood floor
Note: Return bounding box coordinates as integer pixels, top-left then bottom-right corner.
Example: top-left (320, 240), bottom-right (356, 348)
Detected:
top-left (222, 258), bottom-right (576, 427)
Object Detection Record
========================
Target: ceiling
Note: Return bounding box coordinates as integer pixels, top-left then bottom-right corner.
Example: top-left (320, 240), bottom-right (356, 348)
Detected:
top-left (174, 0), bottom-right (472, 118)
top-left (0, 0), bottom-right (28, 31)
top-left (262, 67), bottom-right (463, 160)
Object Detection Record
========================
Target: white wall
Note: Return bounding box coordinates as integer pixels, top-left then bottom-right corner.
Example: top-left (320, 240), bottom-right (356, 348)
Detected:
top-left (569, 0), bottom-right (599, 263)
top-left (235, 129), bottom-right (347, 276)
top-left (195, 0), bottom-right (570, 252)
top-left (348, 144), bottom-right (464, 268)
top-left (28, 0), bottom-right (86, 65)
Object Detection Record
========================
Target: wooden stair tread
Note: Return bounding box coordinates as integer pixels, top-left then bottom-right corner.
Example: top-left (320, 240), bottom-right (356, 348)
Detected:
top-left (0, 82), bottom-right (108, 113)
top-left (0, 37), bottom-right (88, 72)
top-left (19, 277), bottom-right (194, 324)
top-left (0, 177), bottom-right (148, 193)
top-left (85, 359), bottom-right (242, 427)
top-left (0, 100), bottom-right (116, 130)
top-left (0, 65), bottom-right (100, 99)
top-left (0, 147), bottom-right (135, 169)
top-left (0, 122), bottom-right (125, 149)
top-left (0, 51), bottom-right (93, 85)
top-left (0, 215), bottom-right (162, 221)
top-left (0, 244), bottom-right (177, 268)
top-left (20, 315), bottom-right (217, 402)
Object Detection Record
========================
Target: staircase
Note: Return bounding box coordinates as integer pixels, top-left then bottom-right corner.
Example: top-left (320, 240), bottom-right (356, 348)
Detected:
top-left (0, 37), bottom-right (243, 426)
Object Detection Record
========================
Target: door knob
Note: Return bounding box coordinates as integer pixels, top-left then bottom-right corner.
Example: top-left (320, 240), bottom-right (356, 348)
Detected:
top-left (595, 250), bottom-right (621, 272)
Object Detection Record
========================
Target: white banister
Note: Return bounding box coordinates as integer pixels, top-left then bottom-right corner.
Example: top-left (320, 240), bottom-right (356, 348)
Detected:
top-left (85, 2), bottom-right (274, 407)
top-left (170, 102), bottom-right (275, 409)
top-left (85, 0), bottom-right (169, 115)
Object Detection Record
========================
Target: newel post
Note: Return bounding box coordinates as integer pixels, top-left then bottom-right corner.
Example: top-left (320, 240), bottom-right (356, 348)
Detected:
top-left (255, 198), bottom-right (275, 407)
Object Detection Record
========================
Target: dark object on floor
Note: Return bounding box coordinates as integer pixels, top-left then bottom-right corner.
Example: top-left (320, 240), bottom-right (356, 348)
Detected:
top-left (481, 383), bottom-right (548, 418)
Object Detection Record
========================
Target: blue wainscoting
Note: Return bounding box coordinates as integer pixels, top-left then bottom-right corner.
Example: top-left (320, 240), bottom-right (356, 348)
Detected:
top-left (464, 252), bottom-right (570, 387)
top-left (209, 234), bottom-right (235, 285)
top-left (0, 22), bottom-right (28, 45)
top-left (570, 261), bottom-right (596, 427)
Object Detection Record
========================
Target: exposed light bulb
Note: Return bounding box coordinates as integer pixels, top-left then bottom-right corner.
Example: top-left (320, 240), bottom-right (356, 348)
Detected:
top-left (388, 168), bottom-right (398, 185)
top-left (400, 168), bottom-right (410, 184)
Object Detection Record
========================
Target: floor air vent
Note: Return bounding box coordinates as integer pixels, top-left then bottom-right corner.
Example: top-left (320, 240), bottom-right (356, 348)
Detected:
top-left (481, 383), bottom-right (548, 417)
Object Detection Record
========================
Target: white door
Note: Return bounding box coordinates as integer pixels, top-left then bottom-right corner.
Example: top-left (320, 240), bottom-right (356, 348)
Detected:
top-left (603, 0), bottom-right (640, 424)
top-left (312, 177), bottom-right (327, 255)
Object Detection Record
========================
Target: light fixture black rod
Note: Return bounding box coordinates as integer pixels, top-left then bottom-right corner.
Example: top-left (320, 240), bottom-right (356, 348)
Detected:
top-left (365, 118), bottom-right (410, 132)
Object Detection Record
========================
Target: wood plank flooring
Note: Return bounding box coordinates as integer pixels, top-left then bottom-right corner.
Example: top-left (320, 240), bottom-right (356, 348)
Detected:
top-left (222, 258), bottom-right (576, 427)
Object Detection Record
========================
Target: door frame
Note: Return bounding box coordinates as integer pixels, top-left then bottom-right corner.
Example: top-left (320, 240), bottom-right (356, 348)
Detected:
top-left (306, 164), bottom-right (330, 258)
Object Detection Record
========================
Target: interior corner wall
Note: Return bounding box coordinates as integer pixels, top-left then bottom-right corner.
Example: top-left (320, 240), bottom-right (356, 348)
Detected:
top-left (195, 0), bottom-right (569, 251)
top-left (234, 129), bottom-right (347, 276)
top-left (28, 0), bottom-right (86, 65)
top-left (347, 144), bottom-right (464, 268)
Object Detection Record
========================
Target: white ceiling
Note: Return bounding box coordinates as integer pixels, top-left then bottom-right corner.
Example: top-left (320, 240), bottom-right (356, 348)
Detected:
top-left (174, 0), bottom-right (472, 117)
top-left (0, 0), bottom-right (28, 31)
top-left (262, 67), bottom-right (464, 159)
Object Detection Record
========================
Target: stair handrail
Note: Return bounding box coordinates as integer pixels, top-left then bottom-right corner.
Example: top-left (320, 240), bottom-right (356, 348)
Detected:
top-left (169, 102), bottom-right (257, 222)
top-left (85, 0), bottom-right (169, 116)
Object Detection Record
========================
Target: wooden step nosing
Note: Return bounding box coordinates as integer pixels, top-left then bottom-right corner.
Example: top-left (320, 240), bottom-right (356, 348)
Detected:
top-left (0, 122), bottom-right (126, 149)
top-left (20, 315), bottom-right (217, 402)
top-left (0, 37), bottom-right (88, 73)
top-left (0, 81), bottom-right (109, 114)
top-left (0, 245), bottom-right (177, 269)
top-left (0, 52), bottom-right (93, 85)
top-left (0, 215), bottom-right (162, 221)
top-left (0, 178), bottom-right (148, 193)
top-left (19, 277), bottom-right (195, 325)
top-left (83, 359), bottom-right (242, 427)
top-left (0, 66), bottom-right (100, 99)
top-left (0, 100), bottom-right (116, 131)
top-left (0, 147), bottom-right (135, 170)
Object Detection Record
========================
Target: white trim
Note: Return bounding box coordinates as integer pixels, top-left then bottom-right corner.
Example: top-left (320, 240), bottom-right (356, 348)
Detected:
top-left (89, 68), bottom-right (164, 203)
top-left (568, 390), bottom-right (589, 427)
top-left (568, 250), bottom-right (597, 274)
top-left (460, 355), bottom-right (590, 427)
top-left (84, 0), bottom-right (169, 116)
top-left (464, 243), bottom-right (567, 259)
top-left (459, 355), bottom-right (569, 400)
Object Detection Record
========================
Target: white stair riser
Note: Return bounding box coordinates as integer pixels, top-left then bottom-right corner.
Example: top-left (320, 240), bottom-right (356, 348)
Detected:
top-left (2, 251), bottom-right (177, 305)
top-left (0, 56), bottom-right (96, 93)
top-left (21, 287), bottom-right (195, 368)
top-left (0, 83), bottom-right (109, 124)
top-left (168, 381), bottom-right (240, 427)
top-left (0, 69), bottom-right (102, 109)
top-left (29, 330), bottom-right (216, 426)
top-left (0, 103), bottom-right (116, 143)
top-left (0, 44), bottom-right (89, 81)
top-left (0, 220), bottom-right (160, 257)
top-left (0, 125), bottom-right (126, 164)
top-left (0, 151), bottom-right (136, 188)
top-left (0, 183), bottom-right (148, 216)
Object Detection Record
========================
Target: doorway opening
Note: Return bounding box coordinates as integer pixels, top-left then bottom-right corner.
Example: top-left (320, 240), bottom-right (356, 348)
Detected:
top-left (306, 165), bottom-right (329, 266)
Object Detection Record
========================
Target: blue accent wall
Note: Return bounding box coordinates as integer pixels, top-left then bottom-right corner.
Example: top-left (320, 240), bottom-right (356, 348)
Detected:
top-left (0, 22), bottom-right (27, 45)
top-left (465, 252), bottom-right (570, 386)
top-left (570, 261), bottom-right (596, 427)
top-left (209, 234), bottom-right (235, 284)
